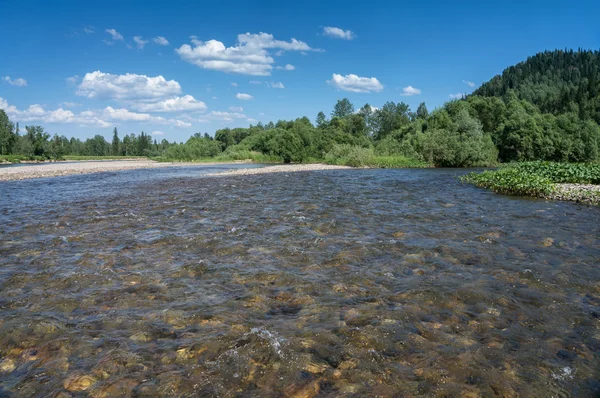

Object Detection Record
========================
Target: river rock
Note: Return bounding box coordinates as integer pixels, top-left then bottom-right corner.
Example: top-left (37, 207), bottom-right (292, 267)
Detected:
top-left (63, 374), bottom-right (97, 391)
top-left (0, 358), bottom-right (16, 372)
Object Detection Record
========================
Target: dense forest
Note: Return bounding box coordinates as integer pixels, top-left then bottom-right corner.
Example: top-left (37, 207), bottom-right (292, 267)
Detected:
top-left (0, 117), bottom-right (176, 160)
top-left (1, 49), bottom-right (599, 166)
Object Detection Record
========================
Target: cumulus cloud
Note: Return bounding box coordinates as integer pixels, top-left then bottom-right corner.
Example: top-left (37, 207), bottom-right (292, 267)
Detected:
top-left (133, 36), bottom-right (149, 49)
top-left (449, 93), bottom-right (465, 99)
top-left (3, 76), bottom-right (28, 87)
top-left (152, 36), bottom-right (169, 46)
top-left (229, 106), bottom-right (243, 112)
top-left (275, 64), bottom-right (295, 71)
top-left (230, 82), bottom-right (238, 87)
top-left (83, 26), bottom-right (95, 34)
top-left (400, 86), bottom-right (421, 96)
top-left (199, 110), bottom-right (247, 122)
top-left (176, 32), bottom-right (318, 76)
top-left (270, 82), bottom-right (284, 89)
top-left (323, 26), bottom-right (355, 40)
top-left (105, 28), bottom-right (124, 43)
top-left (236, 93), bottom-right (253, 100)
top-left (0, 97), bottom-right (190, 128)
top-left (249, 80), bottom-right (262, 84)
top-left (152, 131), bottom-right (165, 136)
top-left (76, 71), bottom-right (182, 100)
top-left (130, 95), bottom-right (207, 113)
top-left (463, 80), bottom-right (476, 88)
top-left (327, 73), bottom-right (383, 93)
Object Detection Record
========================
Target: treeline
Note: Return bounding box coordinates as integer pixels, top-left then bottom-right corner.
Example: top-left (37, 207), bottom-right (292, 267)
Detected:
top-left (3, 49), bottom-right (600, 167)
top-left (474, 49), bottom-right (600, 124)
top-left (0, 113), bottom-right (176, 160)
top-left (160, 49), bottom-right (600, 166)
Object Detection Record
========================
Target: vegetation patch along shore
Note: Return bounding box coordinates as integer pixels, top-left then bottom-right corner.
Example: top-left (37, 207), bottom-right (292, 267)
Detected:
top-left (462, 162), bottom-right (600, 205)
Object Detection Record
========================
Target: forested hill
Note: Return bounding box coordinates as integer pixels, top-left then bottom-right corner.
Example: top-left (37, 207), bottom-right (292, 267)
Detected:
top-left (473, 49), bottom-right (600, 123)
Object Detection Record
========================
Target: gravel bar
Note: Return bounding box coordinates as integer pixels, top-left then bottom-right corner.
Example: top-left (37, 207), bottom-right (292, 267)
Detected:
top-left (0, 161), bottom-right (352, 182)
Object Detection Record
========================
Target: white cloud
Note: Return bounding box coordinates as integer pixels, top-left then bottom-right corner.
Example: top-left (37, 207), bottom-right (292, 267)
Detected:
top-left (463, 80), bottom-right (476, 88)
top-left (259, 112), bottom-right (265, 116)
top-left (323, 26), bottom-right (355, 40)
top-left (176, 32), bottom-right (318, 76)
top-left (66, 75), bottom-right (80, 85)
top-left (229, 106), bottom-right (243, 112)
top-left (270, 82), bottom-right (284, 89)
top-left (152, 131), bottom-right (165, 136)
top-left (59, 101), bottom-right (81, 108)
top-left (1, 97), bottom-right (109, 127)
top-left (0, 97), bottom-right (190, 129)
top-left (199, 110), bottom-right (247, 122)
top-left (103, 106), bottom-right (155, 121)
top-left (173, 120), bottom-right (192, 127)
top-left (130, 95), bottom-right (207, 113)
top-left (3, 76), bottom-right (28, 87)
top-left (83, 26), bottom-right (94, 34)
top-left (152, 36), bottom-right (169, 46)
top-left (400, 86), bottom-right (421, 96)
top-left (76, 71), bottom-right (182, 100)
top-left (249, 80), bottom-right (262, 84)
top-left (105, 28), bottom-right (124, 42)
top-left (275, 64), bottom-right (295, 71)
top-left (236, 93), bottom-right (254, 100)
top-left (327, 73), bottom-right (383, 93)
top-left (230, 82), bottom-right (238, 87)
top-left (247, 118), bottom-right (258, 123)
top-left (449, 93), bottom-right (465, 99)
top-left (355, 105), bottom-right (379, 114)
top-left (133, 36), bottom-right (149, 49)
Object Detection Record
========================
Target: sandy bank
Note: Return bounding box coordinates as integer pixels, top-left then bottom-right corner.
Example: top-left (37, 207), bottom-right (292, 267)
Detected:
top-left (0, 161), bottom-right (351, 182)
top-left (0, 160), bottom-right (180, 181)
top-left (208, 164), bottom-right (352, 177)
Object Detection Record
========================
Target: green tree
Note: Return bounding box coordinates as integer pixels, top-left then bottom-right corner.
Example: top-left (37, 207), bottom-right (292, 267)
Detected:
top-left (25, 125), bottom-right (50, 157)
top-left (111, 127), bottom-right (120, 156)
top-left (332, 98), bottom-right (354, 118)
top-left (316, 111), bottom-right (328, 128)
top-left (416, 102), bottom-right (429, 119)
top-left (0, 110), bottom-right (16, 156)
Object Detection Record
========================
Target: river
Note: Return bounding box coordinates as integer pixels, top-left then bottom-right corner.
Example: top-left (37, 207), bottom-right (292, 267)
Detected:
top-left (0, 166), bottom-right (599, 396)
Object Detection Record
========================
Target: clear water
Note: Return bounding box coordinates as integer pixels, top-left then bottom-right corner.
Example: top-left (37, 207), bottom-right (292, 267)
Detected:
top-left (0, 167), bottom-right (599, 396)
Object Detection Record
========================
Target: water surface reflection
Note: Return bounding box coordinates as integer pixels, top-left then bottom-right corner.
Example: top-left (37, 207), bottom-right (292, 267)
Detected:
top-left (0, 168), bottom-right (599, 396)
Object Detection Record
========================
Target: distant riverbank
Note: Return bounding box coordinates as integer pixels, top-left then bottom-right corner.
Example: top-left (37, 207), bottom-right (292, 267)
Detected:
top-left (0, 160), bottom-right (351, 181)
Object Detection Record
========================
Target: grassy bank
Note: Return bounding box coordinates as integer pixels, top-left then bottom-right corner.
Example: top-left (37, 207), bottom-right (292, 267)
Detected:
top-left (462, 162), bottom-right (600, 205)
top-left (323, 144), bottom-right (431, 168)
top-left (156, 150), bottom-right (281, 164)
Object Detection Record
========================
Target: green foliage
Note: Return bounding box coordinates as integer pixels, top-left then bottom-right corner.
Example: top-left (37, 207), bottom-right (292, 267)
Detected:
top-left (331, 98), bottom-right (355, 118)
top-left (2, 50), bottom-right (600, 168)
top-left (418, 109), bottom-right (499, 167)
top-left (366, 156), bottom-right (430, 168)
top-left (474, 49), bottom-right (600, 124)
top-left (463, 167), bottom-right (555, 197)
top-left (163, 136), bottom-right (222, 161)
top-left (509, 161), bottom-right (600, 184)
top-left (324, 144), bottom-right (374, 167)
top-left (462, 162), bottom-right (600, 199)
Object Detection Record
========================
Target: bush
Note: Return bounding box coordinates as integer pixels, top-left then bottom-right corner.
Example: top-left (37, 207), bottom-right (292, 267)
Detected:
top-left (325, 144), bottom-right (374, 167)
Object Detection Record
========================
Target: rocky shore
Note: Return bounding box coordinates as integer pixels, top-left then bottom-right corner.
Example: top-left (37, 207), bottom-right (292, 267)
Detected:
top-left (0, 161), bottom-right (351, 182)
top-left (208, 164), bottom-right (351, 177)
top-left (547, 183), bottom-right (600, 205)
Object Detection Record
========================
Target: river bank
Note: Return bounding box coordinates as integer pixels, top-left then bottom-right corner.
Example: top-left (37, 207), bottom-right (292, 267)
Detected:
top-left (0, 161), bottom-right (351, 181)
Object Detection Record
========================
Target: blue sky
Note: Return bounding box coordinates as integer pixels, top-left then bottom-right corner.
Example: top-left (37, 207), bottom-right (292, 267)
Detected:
top-left (1, 0), bottom-right (599, 142)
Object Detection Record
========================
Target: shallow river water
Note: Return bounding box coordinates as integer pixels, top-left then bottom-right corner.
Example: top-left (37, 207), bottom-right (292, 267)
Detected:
top-left (0, 166), bottom-right (599, 397)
